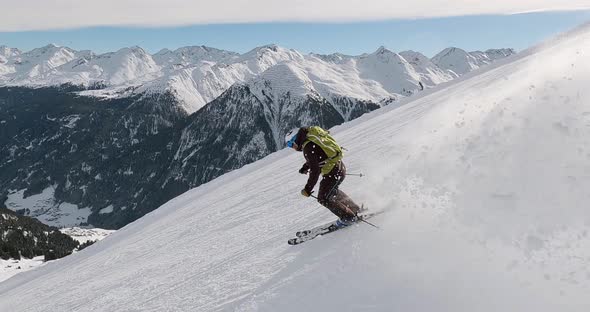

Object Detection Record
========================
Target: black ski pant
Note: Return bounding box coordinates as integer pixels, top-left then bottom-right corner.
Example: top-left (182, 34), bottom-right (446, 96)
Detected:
top-left (317, 161), bottom-right (361, 221)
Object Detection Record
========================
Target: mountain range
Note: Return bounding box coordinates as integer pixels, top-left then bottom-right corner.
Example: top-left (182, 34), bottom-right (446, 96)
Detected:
top-left (0, 44), bottom-right (514, 113)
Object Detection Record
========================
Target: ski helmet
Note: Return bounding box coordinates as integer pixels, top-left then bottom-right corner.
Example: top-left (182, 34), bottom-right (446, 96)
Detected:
top-left (285, 128), bottom-right (299, 148)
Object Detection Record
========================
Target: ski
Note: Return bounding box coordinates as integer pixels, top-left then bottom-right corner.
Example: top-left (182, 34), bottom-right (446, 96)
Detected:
top-left (288, 211), bottom-right (384, 245)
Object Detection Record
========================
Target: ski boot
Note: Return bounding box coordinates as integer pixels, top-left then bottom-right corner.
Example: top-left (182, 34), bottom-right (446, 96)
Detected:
top-left (335, 215), bottom-right (359, 228)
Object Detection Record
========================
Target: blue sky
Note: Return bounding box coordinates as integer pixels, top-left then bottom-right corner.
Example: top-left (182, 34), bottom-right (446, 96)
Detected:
top-left (1, 11), bottom-right (589, 57)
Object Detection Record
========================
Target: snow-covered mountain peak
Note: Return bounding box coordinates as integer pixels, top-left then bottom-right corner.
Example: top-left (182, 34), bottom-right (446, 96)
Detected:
top-left (177, 45), bottom-right (237, 56)
top-left (374, 45), bottom-right (392, 54)
top-left (486, 47), bottom-right (515, 54)
top-left (22, 44), bottom-right (75, 60)
top-left (0, 46), bottom-right (21, 58)
top-left (399, 50), bottom-right (430, 64)
top-left (482, 48), bottom-right (517, 60)
top-left (249, 44), bottom-right (281, 54)
top-left (242, 44), bottom-right (303, 62)
top-left (242, 44), bottom-right (276, 58)
top-left (155, 48), bottom-right (171, 54)
top-left (309, 52), bottom-right (352, 64)
top-left (153, 45), bottom-right (239, 67)
top-left (364, 46), bottom-right (408, 65)
top-left (431, 46), bottom-right (479, 76)
top-left (28, 43), bottom-right (58, 52)
top-left (137, 45), bottom-right (304, 114)
top-left (250, 62), bottom-right (315, 99)
top-left (432, 47), bottom-right (517, 77)
top-left (230, 44), bottom-right (305, 77)
top-left (4, 44), bottom-right (79, 80)
top-left (133, 46), bottom-right (305, 115)
top-left (0, 47), bottom-right (20, 75)
top-left (113, 46), bottom-right (151, 60)
top-left (432, 46), bottom-right (470, 59)
top-left (77, 47), bottom-right (161, 85)
top-left (356, 47), bottom-right (422, 95)
top-left (398, 50), bottom-right (455, 85)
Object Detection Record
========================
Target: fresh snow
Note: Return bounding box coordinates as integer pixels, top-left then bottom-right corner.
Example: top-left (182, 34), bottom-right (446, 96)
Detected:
top-left (1, 23), bottom-right (589, 312)
top-left (0, 257), bottom-right (46, 284)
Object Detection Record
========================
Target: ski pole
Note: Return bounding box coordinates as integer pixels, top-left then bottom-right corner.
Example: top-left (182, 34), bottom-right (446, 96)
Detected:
top-left (346, 173), bottom-right (364, 177)
top-left (359, 218), bottom-right (379, 229)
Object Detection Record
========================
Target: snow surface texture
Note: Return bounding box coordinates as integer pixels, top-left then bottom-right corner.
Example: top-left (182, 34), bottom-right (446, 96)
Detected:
top-left (0, 44), bottom-right (511, 114)
top-left (0, 257), bottom-right (46, 284)
top-left (1, 23), bottom-right (590, 311)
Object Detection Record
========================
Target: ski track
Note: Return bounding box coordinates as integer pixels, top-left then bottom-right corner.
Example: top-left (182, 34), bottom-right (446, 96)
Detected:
top-left (1, 23), bottom-right (590, 311)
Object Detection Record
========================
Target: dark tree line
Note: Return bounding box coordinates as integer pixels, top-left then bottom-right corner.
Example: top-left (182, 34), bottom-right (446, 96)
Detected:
top-left (0, 208), bottom-right (79, 261)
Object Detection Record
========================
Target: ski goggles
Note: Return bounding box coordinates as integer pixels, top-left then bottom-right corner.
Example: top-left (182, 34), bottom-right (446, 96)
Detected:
top-left (287, 134), bottom-right (298, 148)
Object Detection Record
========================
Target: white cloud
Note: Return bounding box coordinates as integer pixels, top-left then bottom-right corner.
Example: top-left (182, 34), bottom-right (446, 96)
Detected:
top-left (3, 0), bottom-right (590, 31)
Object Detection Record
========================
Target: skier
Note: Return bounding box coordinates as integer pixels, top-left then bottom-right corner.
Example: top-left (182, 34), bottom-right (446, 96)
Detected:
top-left (286, 126), bottom-right (361, 227)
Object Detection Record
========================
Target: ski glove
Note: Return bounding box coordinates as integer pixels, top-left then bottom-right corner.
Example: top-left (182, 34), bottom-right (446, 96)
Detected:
top-left (301, 189), bottom-right (312, 197)
top-left (299, 163), bottom-right (310, 175)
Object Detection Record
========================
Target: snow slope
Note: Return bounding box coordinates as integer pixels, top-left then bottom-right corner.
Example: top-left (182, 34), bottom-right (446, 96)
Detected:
top-left (1, 23), bottom-right (589, 311)
top-left (0, 257), bottom-right (46, 284)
